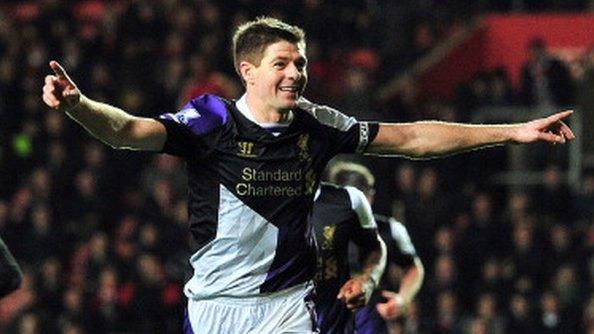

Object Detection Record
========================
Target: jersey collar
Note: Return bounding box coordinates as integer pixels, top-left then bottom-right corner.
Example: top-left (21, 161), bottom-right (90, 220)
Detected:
top-left (235, 94), bottom-right (294, 129)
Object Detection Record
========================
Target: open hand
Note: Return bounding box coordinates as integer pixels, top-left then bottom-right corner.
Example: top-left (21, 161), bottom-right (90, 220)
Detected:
top-left (514, 110), bottom-right (575, 145)
top-left (376, 291), bottom-right (407, 320)
top-left (42, 60), bottom-right (81, 111)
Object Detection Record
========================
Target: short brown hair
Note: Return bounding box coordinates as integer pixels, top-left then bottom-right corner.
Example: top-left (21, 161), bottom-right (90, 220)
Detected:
top-left (232, 16), bottom-right (305, 79)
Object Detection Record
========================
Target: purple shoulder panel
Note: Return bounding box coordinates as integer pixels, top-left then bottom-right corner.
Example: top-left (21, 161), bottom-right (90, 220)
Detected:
top-left (159, 94), bottom-right (228, 135)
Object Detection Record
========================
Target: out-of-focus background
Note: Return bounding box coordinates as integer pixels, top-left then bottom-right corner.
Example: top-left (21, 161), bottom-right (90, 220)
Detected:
top-left (1, 0), bottom-right (594, 333)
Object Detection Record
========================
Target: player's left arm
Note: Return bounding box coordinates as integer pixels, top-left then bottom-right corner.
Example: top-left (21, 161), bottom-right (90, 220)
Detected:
top-left (337, 187), bottom-right (387, 310)
top-left (376, 257), bottom-right (424, 320)
top-left (365, 111), bottom-right (574, 158)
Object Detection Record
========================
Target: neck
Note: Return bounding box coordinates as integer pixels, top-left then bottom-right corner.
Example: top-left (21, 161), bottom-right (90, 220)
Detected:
top-left (245, 93), bottom-right (291, 123)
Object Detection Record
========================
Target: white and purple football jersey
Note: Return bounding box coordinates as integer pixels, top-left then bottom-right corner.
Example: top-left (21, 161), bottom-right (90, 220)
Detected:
top-left (157, 94), bottom-right (378, 299)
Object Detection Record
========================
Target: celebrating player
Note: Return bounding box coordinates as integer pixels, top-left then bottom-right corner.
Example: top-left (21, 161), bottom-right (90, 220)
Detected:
top-left (42, 16), bottom-right (574, 333)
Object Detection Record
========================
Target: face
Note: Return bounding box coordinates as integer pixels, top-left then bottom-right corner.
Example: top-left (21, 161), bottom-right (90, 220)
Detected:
top-left (242, 40), bottom-right (308, 112)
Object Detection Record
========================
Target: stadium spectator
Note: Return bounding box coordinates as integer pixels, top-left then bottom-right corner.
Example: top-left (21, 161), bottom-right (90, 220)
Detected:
top-left (520, 38), bottom-right (575, 107)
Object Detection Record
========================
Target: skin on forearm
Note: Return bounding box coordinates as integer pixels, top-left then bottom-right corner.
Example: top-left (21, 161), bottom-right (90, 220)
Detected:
top-left (398, 257), bottom-right (424, 305)
top-left (363, 236), bottom-right (387, 287)
top-left (339, 238), bottom-right (387, 309)
top-left (357, 236), bottom-right (387, 290)
top-left (367, 122), bottom-right (519, 158)
top-left (66, 95), bottom-right (165, 151)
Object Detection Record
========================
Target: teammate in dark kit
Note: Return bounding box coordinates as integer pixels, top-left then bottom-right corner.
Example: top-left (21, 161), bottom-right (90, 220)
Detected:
top-left (311, 180), bottom-right (386, 333)
top-left (42, 16), bottom-right (574, 333)
top-left (0, 236), bottom-right (23, 298)
top-left (327, 163), bottom-right (424, 333)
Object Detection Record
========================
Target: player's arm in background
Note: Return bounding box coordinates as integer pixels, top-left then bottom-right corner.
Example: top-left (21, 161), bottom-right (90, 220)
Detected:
top-left (366, 112), bottom-right (575, 158)
top-left (0, 237), bottom-right (23, 298)
top-left (42, 61), bottom-right (166, 151)
top-left (337, 186), bottom-right (387, 310)
top-left (376, 219), bottom-right (424, 320)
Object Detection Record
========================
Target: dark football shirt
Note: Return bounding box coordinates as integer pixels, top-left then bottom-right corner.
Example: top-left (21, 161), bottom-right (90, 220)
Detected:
top-left (156, 94), bottom-right (379, 299)
top-left (311, 183), bottom-right (382, 334)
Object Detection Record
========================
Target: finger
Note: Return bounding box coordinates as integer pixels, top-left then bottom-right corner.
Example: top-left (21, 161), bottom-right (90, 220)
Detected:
top-left (49, 60), bottom-right (75, 85)
top-left (352, 294), bottom-right (366, 305)
top-left (538, 131), bottom-right (564, 144)
top-left (43, 94), bottom-right (59, 109)
top-left (45, 75), bottom-right (56, 85)
top-left (380, 290), bottom-right (395, 300)
top-left (558, 121), bottom-right (575, 140)
top-left (546, 110), bottom-right (573, 123)
top-left (50, 60), bottom-right (67, 77)
top-left (43, 84), bottom-right (62, 102)
top-left (347, 301), bottom-right (364, 310)
top-left (376, 303), bottom-right (388, 317)
top-left (345, 291), bottom-right (364, 302)
top-left (43, 91), bottom-right (61, 107)
top-left (343, 290), bottom-right (356, 301)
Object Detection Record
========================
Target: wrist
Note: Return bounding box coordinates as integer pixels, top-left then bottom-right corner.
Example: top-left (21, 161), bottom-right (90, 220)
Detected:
top-left (358, 274), bottom-right (376, 291)
top-left (65, 93), bottom-right (85, 114)
top-left (507, 124), bottom-right (523, 144)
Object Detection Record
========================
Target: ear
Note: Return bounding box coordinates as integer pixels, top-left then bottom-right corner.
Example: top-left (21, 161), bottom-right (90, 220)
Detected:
top-left (239, 61), bottom-right (255, 85)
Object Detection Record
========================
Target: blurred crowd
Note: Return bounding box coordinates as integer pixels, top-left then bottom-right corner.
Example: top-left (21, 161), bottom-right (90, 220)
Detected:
top-left (1, 0), bottom-right (594, 333)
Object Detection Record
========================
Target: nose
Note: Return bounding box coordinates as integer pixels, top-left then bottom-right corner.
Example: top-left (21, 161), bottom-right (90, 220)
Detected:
top-left (286, 63), bottom-right (302, 81)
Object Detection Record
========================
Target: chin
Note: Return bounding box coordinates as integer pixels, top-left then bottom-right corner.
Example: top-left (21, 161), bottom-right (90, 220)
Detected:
top-left (279, 99), bottom-right (298, 110)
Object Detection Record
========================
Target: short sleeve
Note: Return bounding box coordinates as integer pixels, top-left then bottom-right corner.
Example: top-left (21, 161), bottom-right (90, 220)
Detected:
top-left (297, 98), bottom-right (379, 154)
top-left (345, 186), bottom-right (381, 250)
top-left (155, 94), bottom-right (229, 157)
top-left (389, 218), bottom-right (416, 257)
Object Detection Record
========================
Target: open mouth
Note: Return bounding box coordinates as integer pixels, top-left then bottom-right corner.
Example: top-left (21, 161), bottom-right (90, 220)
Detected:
top-left (279, 86), bottom-right (300, 93)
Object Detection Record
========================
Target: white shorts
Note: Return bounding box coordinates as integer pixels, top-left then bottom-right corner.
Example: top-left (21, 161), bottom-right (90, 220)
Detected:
top-left (184, 282), bottom-right (318, 334)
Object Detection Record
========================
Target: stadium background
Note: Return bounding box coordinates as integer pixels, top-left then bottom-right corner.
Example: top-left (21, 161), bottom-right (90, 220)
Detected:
top-left (1, 0), bottom-right (594, 333)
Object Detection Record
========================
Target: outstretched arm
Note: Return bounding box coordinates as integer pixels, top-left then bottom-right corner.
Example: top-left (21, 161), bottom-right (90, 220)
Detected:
top-left (376, 257), bottom-right (424, 320)
top-left (42, 61), bottom-right (166, 151)
top-left (366, 111), bottom-right (574, 158)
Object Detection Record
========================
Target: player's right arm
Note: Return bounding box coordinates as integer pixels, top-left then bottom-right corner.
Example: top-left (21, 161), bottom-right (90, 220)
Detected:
top-left (42, 61), bottom-right (166, 151)
top-left (376, 220), bottom-right (424, 320)
top-left (337, 187), bottom-right (387, 310)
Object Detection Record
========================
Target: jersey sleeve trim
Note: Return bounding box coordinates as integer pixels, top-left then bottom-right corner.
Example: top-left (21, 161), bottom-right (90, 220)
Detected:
top-left (345, 186), bottom-right (376, 229)
top-left (389, 218), bottom-right (417, 256)
top-left (159, 94), bottom-right (228, 136)
top-left (297, 98), bottom-right (356, 131)
top-left (357, 122), bottom-right (379, 153)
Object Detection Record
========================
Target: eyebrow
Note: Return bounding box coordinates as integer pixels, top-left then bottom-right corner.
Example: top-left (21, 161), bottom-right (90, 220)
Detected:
top-left (270, 56), bottom-right (308, 64)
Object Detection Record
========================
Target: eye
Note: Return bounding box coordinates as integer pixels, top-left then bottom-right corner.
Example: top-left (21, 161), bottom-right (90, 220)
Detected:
top-left (273, 62), bottom-right (286, 69)
top-left (295, 59), bottom-right (307, 71)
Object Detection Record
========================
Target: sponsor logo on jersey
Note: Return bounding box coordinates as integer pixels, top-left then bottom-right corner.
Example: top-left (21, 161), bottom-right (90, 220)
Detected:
top-left (175, 107), bottom-right (201, 125)
top-left (237, 141), bottom-right (256, 157)
top-left (322, 226), bottom-right (336, 249)
top-left (297, 133), bottom-right (310, 162)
